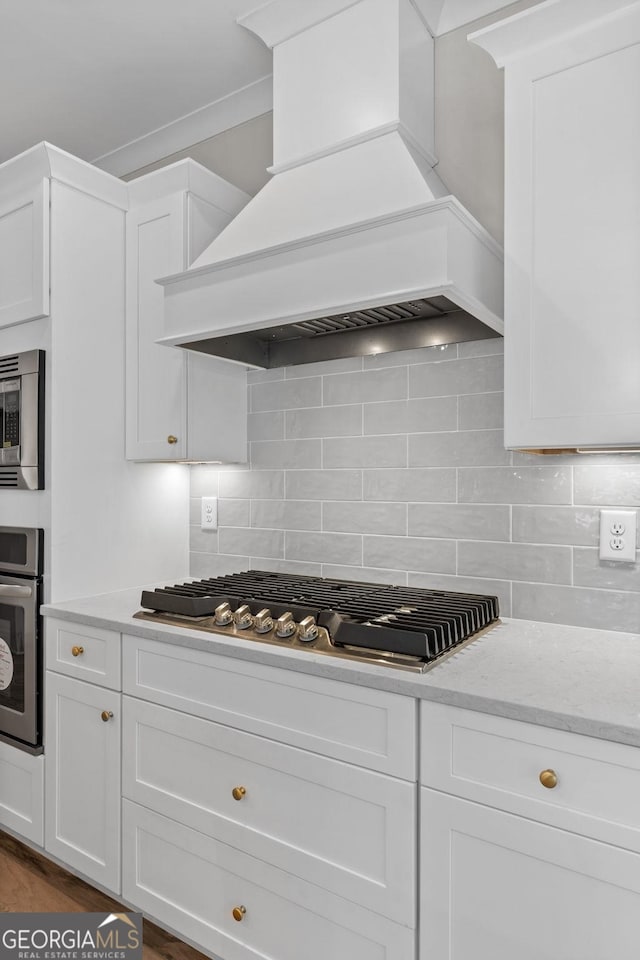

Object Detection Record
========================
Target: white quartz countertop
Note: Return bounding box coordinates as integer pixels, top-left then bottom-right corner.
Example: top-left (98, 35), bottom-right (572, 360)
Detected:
top-left (42, 587), bottom-right (640, 749)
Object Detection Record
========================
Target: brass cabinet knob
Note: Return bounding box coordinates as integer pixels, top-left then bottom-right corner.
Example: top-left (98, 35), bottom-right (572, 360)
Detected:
top-left (539, 769), bottom-right (558, 789)
top-left (232, 905), bottom-right (246, 922)
top-left (71, 645), bottom-right (84, 657)
top-left (101, 710), bottom-right (114, 722)
top-left (167, 435), bottom-right (178, 444)
top-left (232, 786), bottom-right (247, 801)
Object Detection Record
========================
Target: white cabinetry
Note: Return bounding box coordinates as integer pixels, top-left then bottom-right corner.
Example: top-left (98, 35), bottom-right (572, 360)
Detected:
top-left (0, 740), bottom-right (43, 845)
top-left (122, 635), bottom-right (417, 959)
top-left (0, 178), bottom-right (49, 328)
top-left (419, 701), bottom-right (640, 960)
top-left (126, 162), bottom-right (249, 462)
top-left (471, 1), bottom-right (640, 449)
top-left (44, 620), bottom-right (121, 893)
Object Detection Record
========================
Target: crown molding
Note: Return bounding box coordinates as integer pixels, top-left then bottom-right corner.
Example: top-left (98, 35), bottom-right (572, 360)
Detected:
top-left (92, 76), bottom-right (273, 178)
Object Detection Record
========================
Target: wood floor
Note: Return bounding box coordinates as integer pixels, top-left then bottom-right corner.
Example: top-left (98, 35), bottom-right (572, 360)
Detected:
top-left (0, 831), bottom-right (211, 960)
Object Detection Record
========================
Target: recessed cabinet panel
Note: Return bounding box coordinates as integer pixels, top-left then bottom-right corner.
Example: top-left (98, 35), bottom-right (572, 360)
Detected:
top-left (420, 788), bottom-right (640, 960)
top-left (45, 672), bottom-right (121, 892)
top-left (126, 193), bottom-right (187, 460)
top-left (0, 179), bottom-right (49, 328)
top-left (530, 42), bottom-right (640, 425)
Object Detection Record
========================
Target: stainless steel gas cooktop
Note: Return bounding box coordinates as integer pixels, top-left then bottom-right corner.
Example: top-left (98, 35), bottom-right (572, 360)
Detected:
top-left (135, 570), bottom-right (500, 673)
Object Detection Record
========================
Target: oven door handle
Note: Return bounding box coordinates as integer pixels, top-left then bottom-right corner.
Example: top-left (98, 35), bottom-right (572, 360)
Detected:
top-left (0, 584), bottom-right (33, 598)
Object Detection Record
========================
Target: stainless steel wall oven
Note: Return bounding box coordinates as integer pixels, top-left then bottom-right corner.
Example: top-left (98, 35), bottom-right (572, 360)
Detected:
top-left (0, 526), bottom-right (43, 752)
top-left (0, 349), bottom-right (45, 490)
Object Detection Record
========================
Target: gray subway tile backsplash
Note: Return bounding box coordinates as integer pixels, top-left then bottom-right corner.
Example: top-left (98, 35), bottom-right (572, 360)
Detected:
top-left (286, 530), bottom-right (362, 566)
top-left (409, 354), bottom-right (504, 398)
top-left (459, 392), bottom-right (503, 430)
top-left (458, 466), bottom-right (572, 504)
top-left (286, 404), bottom-right (362, 439)
top-left (363, 397), bottom-right (457, 435)
top-left (250, 377), bottom-right (322, 412)
top-left (247, 410), bottom-right (285, 442)
top-left (512, 506), bottom-right (600, 546)
top-left (323, 366), bottom-right (408, 405)
top-left (457, 540), bottom-right (572, 585)
top-left (190, 338), bottom-right (640, 635)
top-left (512, 582), bottom-right (640, 633)
top-left (323, 435), bottom-right (407, 469)
top-left (323, 501), bottom-right (407, 536)
top-left (250, 438), bottom-right (322, 470)
top-left (408, 503), bottom-right (510, 541)
top-left (409, 429), bottom-right (510, 468)
top-left (251, 499), bottom-right (322, 532)
top-left (363, 468), bottom-right (456, 502)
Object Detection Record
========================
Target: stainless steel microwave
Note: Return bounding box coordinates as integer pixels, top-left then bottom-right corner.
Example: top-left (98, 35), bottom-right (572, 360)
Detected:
top-left (0, 350), bottom-right (44, 490)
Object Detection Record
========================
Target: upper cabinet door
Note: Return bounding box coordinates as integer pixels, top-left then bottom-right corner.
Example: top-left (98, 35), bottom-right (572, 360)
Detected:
top-left (473, 4), bottom-right (640, 450)
top-left (126, 192), bottom-right (188, 461)
top-left (0, 178), bottom-right (50, 328)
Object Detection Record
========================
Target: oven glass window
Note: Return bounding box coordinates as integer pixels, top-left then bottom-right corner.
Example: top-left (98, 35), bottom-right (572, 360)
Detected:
top-left (0, 531), bottom-right (28, 566)
top-left (0, 608), bottom-right (24, 713)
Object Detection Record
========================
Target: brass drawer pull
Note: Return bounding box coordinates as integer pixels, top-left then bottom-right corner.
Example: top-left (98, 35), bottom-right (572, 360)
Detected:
top-left (71, 645), bottom-right (84, 657)
top-left (101, 711), bottom-right (114, 722)
top-left (539, 769), bottom-right (558, 789)
top-left (167, 435), bottom-right (178, 445)
top-left (232, 786), bottom-right (247, 801)
top-left (232, 905), bottom-right (246, 922)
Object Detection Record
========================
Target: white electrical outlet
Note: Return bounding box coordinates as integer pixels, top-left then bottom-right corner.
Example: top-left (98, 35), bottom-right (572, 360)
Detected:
top-left (599, 509), bottom-right (636, 562)
top-left (201, 496), bottom-right (218, 531)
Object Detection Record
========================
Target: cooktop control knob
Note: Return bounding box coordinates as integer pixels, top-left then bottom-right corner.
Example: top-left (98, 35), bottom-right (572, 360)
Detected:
top-left (254, 608), bottom-right (274, 634)
top-left (298, 615), bottom-right (318, 643)
top-left (233, 604), bottom-right (253, 630)
top-left (214, 602), bottom-right (233, 627)
top-left (275, 611), bottom-right (296, 639)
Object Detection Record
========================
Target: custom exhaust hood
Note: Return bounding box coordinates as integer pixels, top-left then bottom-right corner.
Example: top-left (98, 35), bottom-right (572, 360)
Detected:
top-left (157, 0), bottom-right (504, 368)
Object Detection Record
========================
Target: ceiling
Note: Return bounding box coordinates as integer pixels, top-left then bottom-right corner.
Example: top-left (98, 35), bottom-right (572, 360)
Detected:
top-left (0, 0), bottom-right (525, 177)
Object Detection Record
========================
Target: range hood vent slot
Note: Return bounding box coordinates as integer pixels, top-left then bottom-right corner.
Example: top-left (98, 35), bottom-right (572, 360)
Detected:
top-left (185, 294), bottom-right (500, 368)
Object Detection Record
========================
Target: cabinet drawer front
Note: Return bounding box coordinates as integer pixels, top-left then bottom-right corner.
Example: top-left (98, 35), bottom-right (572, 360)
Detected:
top-left (46, 618), bottom-right (121, 689)
top-left (0, 741), bottom-right (43, 846)
top-left (123, 801), bottom-right (414, 960)
top-left (123, 697), bottom-right (415, 925)
top-left (421, 701), bottom-right (640, 848)
top-left (123, 636), bottom-right (416, 778)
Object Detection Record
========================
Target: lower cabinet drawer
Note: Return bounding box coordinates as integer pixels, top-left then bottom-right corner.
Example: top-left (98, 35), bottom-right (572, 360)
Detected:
top-left (123, 635), bottom-right (416, 778)
top-left (122, 800), bottom-right (415, 960)
top-left (46, 618), bottom-right (121, 689)
top-left (421, 701), bottom-right (640, 850)
top-left (122, 696), bottom-right (415, 926)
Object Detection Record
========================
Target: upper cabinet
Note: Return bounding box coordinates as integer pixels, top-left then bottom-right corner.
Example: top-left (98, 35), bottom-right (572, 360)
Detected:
top-left (471, 0), bottom-right (640, 450)
top-left (0, 178), bottom-right (49, 328)
top-left (126, 162), bottom-right (250, 462)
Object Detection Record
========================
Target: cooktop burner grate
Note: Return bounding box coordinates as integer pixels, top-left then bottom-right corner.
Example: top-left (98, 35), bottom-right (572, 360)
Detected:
top-left (140, 570), bottom-right (499, 663)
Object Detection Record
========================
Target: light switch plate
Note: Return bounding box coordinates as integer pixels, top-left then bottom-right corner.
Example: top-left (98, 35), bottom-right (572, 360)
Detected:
top-left (599, 509), bottom-right (636, 562)
top-left (201, 496), bottom-right (218, 531)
